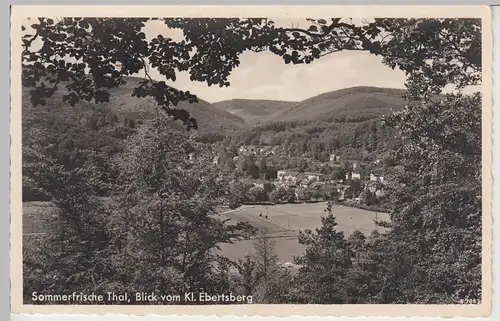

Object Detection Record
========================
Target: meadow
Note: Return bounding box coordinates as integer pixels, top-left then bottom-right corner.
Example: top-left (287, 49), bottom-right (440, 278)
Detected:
top-left (22, 201), bottom-right (390, 263)
top-left (218, 202), bottom-right (390, 263)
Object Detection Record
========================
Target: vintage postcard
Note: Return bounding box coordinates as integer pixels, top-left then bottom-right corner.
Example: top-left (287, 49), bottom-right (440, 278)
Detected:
top-left (10, 4), bottom-right (492, 318)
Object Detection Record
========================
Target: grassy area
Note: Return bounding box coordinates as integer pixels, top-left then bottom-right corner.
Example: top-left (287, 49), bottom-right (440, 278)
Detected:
top-left (221, 203), bottom-right (389, 235)
top-left (218, 202), bottom-right (390, 262)
top-left (22, 202), bottom-right (57, 234)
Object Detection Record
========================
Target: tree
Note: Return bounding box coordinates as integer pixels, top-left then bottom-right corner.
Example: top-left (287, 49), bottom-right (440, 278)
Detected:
top-left (251, 232), bottom-right (294, 303)
top-left (268, 186), bottom-right (288, 204)
top-left (297, 158), bottom-right (308, 172)
top-left (104, 116), bottom-right (256, 295)
top-left (323, 188), bottom-right (340, 202)
top-left (247, 163), bottom-right (261, 179)
top-left (236, 156), bottom-right (248, 174)
top-left (332, 167), bottom-right (347, 181)
top-left (293, 213), bottom-right (353, 303)
top-left (296, 187), bottom-right (312, 202)
top-left (350, 179), bottom-right (363, 196)
top-left (347, 230), bottom-right (367, 266)
top-left (285, 187), bottom-right (297, 203)
top-left (311, 189), bottom-right (322, 201)
top-left (248, 186), bottom-right (268, 203)
top-left (361, 190), bottom-right (378, 206)
top-left (366, 92), bottom-right (483, 304)
top-left (360, 23), bottom-right (483, 301)
top-left (228, 181), bottom-right (246, 209)
top-left (234, 254), bottom-right (259, 296)
top-left (253, 232), bottom-right (279, 278)
top-left (257, 156), bottom-right (268, 177)
top-left (23, 129), bottom-right (115, 299)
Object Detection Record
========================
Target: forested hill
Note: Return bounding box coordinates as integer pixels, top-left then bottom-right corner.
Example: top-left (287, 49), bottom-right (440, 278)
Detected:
top-left (259, 86), bottom-right (408, 124)
top-left (22, 75), bottom-right (247, 135)
top-left (213, 99), bottom-right (297, 124)
top-left (221, 87), bottom-right (410, 163)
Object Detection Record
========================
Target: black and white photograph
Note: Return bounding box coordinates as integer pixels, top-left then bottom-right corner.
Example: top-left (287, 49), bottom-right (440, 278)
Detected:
top-left (10, 5), bottom-right (492, 317)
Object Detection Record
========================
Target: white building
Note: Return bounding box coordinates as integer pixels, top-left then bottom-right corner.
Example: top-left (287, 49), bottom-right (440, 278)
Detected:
top-left (346, 172), bottom-right (361, 180)
top-left (277, 170), bottom-right (287, 180)
top-left (304, 172), bottom-right (323, 181)
top-left (329, 154), bottom-right (340, 162)
top-left (369, 173), bottom-right (385, 183)
top-left (277, 170), bottom-right (300, 182)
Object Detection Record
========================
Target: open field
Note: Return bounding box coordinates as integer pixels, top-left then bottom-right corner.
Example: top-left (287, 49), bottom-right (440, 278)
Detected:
top-left (217, 202), bottom-right (390, 263)
top-left (21, 201), bottom-right (390, 263)
top-left (220, 203), bottom-right (389, 235)
top-left (22, 201), bottom-right (57, 234)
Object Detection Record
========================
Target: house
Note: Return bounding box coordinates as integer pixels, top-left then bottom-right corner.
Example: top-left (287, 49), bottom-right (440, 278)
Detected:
top-left (329, 153), bottom-right (340, 162)
top-left (335, 184), bottom-right (350, 200)
top-left (309, 182), bottom-right (325, 190)
top-left (238, 145), bottom-right (263, 155)
top-left (277, 170), bottom-right (300, 182)
top-left (250, 179), bottom-right (274, 192)
top-left (300, 179), bottom-right (309, 188)
top-left (303, 172), bottom-right (324, 181)
top-left (239, 145), bottom-right (277, 156)
top-left (369, 173), bottom-right (385, 183)
top-left (335, 184), bottom-right (351, 193)
top-left (346, 172), bottom-right (361, 180)
top-left (253, 179), bottom-right (265, 188)
top-left (240, 179), bottom-right (256, 193)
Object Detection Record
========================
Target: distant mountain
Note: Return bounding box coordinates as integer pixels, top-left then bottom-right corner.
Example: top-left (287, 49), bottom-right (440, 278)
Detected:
top-left (213, 99), bottom-right (297, 124)
top-left (261, 86), bottom-right (408, 123)
top-left (22, 76), bottom-right (247, 134)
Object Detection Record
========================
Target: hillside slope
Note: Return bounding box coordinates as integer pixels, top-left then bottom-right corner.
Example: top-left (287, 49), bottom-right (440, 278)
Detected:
top-left (261, 87), bottom-right (408, 123)
top-left (214, 99), bottom-right (297, 124)
top-left (22, 76), bottom-right (247, 134)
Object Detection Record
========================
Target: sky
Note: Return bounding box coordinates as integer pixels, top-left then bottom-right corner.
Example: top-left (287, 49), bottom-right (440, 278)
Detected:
top-left (140, 19), bottom-right (407, 103)
top-left (23, 18), bottom-right (408, 103)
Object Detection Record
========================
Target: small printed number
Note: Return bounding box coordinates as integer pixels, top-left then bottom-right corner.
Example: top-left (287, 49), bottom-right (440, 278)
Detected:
top-left (459, 298), bottom-right (481, 304)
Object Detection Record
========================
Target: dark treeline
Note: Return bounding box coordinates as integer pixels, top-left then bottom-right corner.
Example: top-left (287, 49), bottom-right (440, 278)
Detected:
top-left (200, 116), bottom-right (400, 164)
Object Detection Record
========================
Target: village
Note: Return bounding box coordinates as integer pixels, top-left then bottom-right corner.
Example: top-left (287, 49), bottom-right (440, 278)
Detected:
top-left (210, 144), bottom-right (389, 211)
